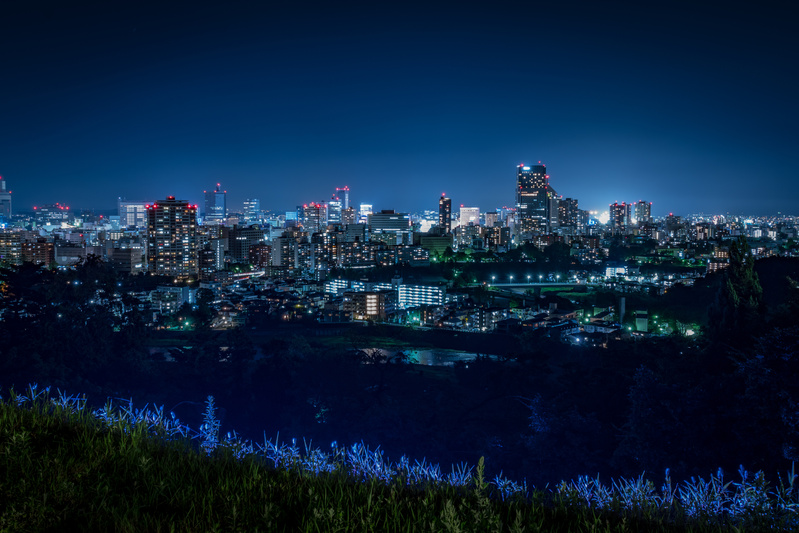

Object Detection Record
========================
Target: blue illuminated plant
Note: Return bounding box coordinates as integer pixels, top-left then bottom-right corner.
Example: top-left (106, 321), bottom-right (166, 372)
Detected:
top-left (199, 395), bottom-right (221, 454)
top-left (5, 383), bottom-right (799, 530)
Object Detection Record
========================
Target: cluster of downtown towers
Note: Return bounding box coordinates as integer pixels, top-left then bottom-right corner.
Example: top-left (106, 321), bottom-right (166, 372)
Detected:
top-left (131, 163), bottom-right (653, 278)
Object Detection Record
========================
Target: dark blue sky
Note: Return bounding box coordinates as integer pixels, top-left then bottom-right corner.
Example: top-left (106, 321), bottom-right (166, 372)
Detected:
top-left (1, 1), bottom-right (796, 216)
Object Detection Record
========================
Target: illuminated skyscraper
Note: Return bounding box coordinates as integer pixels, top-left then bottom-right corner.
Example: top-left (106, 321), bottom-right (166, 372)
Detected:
top-left (459, 206), bottom-right (480, 227)
top-left (0, 176), bottom-right (11, 223)
top-left (328, 193), bottom-right (343, 225)
top-left (359, 204), bottom-right (373, 224)
top-left (341, 207), bottom-right (356, 225)
top-left (516, 163), bottom-right (554, 235)
top-left (369, 210), bottom-right (412, 245)
top-left (242, 198), bottom-right (261, 223)
top-left (300, 202), bottom-right (327, 233)
top-left (0, 231), bottom-right (22, 265)
top-left (335, 186), bottom-right (350, 210)
top-left (118, 198), bottom-right (148, 228)
top-left (438, 194), bottom-right (451, 234)
top-left (609, 202), bottom-right (627, 234)
top-left (634, 200), bottom-right (652, 225)
top-left (558, 197), bottom-right (581, 232)
top-left (204, 183), bottom-right (226, 223)
top-left (146, 196), bottom-right (198, 278)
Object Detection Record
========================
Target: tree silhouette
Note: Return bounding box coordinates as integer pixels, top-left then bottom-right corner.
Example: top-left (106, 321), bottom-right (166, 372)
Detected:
top-left (707, 236), bottom-right (764, 348)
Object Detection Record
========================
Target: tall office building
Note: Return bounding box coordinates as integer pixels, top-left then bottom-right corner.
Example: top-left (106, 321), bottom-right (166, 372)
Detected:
top-left (242, 198), bottom-right (261, 223)
top-left (146, 196), bottom-right (198, 278)
top-left (438, 194), bottom-right (452, 234)
top-left (118, 198), bottom-right (148, 228)
top-left (459, 206), bottom-right (480, 227)
top-left (227, 225), bottom-right (267, 263)
top-left (0, 176), bottom-right (11, 223)
top-left (328, 193), bottom-right (343, 225)
top-left (359, 204), bottom-right (373, 224)
top-left (548, 196), bottom-right (561, 231)
top-left (369, 210), bottom-right (412, 245)
top-left (516, 163), bottom-right (555, 235)
top-left (335, 186), bottom-right (350, 210)
top-left (204, 183), bottom-right (227, 223)
top-left (634, 200), bottom-right (652, 225)
top-left (34, 203), bottom-right (71, 225)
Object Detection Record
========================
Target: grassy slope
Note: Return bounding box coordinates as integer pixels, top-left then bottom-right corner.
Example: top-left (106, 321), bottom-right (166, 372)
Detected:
top-left (0, 399), bottom-right (740, 533)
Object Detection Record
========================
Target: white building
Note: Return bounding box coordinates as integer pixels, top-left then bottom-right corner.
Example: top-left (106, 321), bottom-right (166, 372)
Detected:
top-left (459, 206), bottom-right (480, 227)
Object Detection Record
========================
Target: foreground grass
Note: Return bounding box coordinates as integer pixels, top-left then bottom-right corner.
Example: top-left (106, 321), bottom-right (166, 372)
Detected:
top-left (0, 388), bottom-right (793, 532)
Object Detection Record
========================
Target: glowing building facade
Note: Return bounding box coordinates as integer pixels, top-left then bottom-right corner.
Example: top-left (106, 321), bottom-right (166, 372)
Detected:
top-left (438, 194), bottom-right (452, 234)
top-left (516, 163), bottom-right (555, 235)
top-left (204, 184), bottom-right (227, 223)
top-left (146, 196), bottom-right (198, 278)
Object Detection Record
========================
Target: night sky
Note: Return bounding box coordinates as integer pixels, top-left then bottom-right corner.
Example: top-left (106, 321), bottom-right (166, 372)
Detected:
top-left (1, 1), bottom-right (796, 216)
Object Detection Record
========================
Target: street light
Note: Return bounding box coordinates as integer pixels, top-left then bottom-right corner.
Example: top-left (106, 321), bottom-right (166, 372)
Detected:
top-left (527, 275), bottom-right (531, 283)
top-left (491, 275), bottom-right (496, 285)
top-left (510, 275), bottom-right (514, 283)
top-left (539, 275), bottom-right (543, 282)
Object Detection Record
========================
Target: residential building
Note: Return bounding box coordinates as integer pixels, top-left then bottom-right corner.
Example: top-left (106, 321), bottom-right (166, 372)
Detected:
top-left (439, 194), bottom-right (452, 234)
top-left (146, 197), bottom-right (198, 278)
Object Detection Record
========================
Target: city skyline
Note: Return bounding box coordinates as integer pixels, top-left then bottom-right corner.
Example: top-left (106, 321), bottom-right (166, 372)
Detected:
top-left (1, 1), bottom-right (796, 216)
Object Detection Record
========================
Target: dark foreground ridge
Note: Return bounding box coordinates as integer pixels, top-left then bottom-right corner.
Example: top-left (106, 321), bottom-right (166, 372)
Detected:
top-left (1, 384), bottom-right (797, 532)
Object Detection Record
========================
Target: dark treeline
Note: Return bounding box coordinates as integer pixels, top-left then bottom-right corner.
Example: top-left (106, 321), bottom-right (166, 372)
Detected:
top-left (2, 243), bottom-right (799, 488)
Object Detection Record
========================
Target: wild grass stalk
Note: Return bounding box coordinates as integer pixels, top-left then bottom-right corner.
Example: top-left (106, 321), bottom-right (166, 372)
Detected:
top-left (1, 383), bottom-right (796, 532)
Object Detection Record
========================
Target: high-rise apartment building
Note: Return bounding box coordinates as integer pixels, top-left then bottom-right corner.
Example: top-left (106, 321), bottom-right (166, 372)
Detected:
top-left (21, 238), bottom-right (55, 266)
top-left (516, 163), bottom-right (555, 235)
top-left (634, 200), bottom-right (652, 225)
top-left (227, 225), bottom-right (267, 263)
top-left (146, 197), bottom-right (198, 278)
top-left (438, 194), bottom-right (452, 234)
top-left (300, 202), bottom-right (327, 233)
top-left (341, 207), bottom-right (356, 225)
top-left (0, 230), bottom-right (22, 265)
top-left (204, 184), bottom-right (227, 223)
top-left (609, 202), bottom-right (627, 234)
top-left (0, 176), bottom-right (12, 223)
top-left (248, 244), bottom-right (272, 269)
top-left (558, 198), bottom-right (577, 228)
